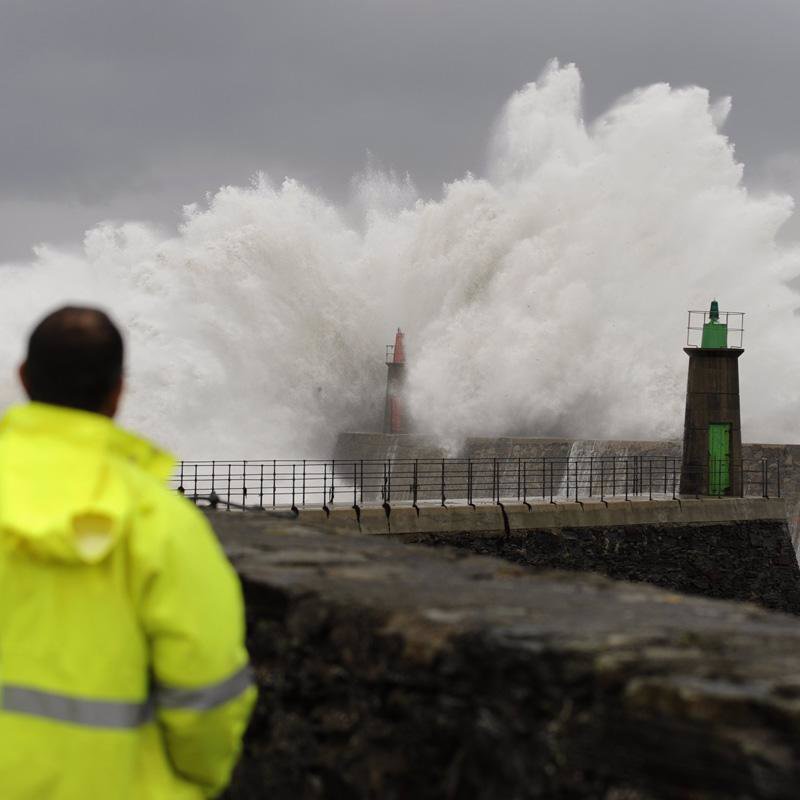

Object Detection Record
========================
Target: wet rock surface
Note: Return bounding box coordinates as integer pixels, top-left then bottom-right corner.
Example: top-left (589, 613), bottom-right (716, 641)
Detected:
top-left (406, 519), bottom-right (800, 614)
top-left (215, 514), bottom-right (800, 800)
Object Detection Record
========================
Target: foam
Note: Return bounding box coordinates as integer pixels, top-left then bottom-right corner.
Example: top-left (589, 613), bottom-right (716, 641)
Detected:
top-left (1, 62), bottom-right (797, 456)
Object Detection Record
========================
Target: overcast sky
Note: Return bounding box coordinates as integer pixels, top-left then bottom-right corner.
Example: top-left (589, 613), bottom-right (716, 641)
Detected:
top-left (1, 0), bottom-right (799, 261)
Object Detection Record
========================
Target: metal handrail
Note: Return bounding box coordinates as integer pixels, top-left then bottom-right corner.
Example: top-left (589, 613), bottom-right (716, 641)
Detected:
top-left (686, 309), bottom-right (745, 348)
top-left (170, 456), bottom-right (782, 511)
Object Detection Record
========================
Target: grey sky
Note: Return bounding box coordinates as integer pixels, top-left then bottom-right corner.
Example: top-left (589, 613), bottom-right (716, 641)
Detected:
top-left (1, 0), bottom-right (799, 260)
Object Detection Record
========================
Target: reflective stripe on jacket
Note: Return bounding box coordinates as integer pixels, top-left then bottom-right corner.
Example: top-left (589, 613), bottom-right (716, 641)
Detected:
top-left (0, 403), bottom-right (256, 799)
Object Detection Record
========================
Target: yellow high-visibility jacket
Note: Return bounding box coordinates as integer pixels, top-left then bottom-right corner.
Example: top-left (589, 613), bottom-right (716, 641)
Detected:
top-left (0, 403), bottom-right (256, 799)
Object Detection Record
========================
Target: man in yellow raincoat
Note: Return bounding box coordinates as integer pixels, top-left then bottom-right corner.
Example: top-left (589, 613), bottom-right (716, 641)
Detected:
top-left (0, 306), bottom-right (256, 799)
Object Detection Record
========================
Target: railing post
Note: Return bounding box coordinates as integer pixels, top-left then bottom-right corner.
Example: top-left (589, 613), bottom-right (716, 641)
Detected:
top-left (542, 457), bottom-right (546, 501)
top-left (549, 461), bottom-right (554, 504)
top-left (589, 456), bottom-right (593, 497)
top-left (649, 460), bottom-right (652, 501)
top-left (272, 459), bottom-right (276, 509)
top-left (625, 459), bottom-right (629, 501)
top-left (613, 459), bottom-right (617, 497)
top-left (600, 459), bottom-right (604, 501)
top-left (672, 458), bottom-right (677, 499)
top-left (441, 458), bottom-right (446, 507)
top-left (302, 459), bottom-right (306, 507)
top-left (331, 459), bottom-right (336, 505)
top-left (242, 460), bottom-right (247, 508)
top-left (663, 455), bottom-right (668, 495)
top-left (194, 464), bottom-right (198, 502)
top-left (517, 457), bottom-right (522, 502)
top-left (777, 459), bottom-right (782, 498)
top-left (211, 460), bottom-right (216, 495)
top-left (352, 463), bottom-right (357, 508)
top-left (360, 459), bottom-right (364, 504)
top-left (522, 460), bottom-right (527, 506)
top-left (493, 458), bottom-right (498, 503)
top-left (387, 458), bottom-right (392, 503)
top-left (323, 463), bottom-right (327, 509)
top-left (414, 459), bottom-right (419, 507)
top-left (292, 464), bottom-right (297, 510)
top-left (574, 459), bottom-right (578, 503)
top-left (226, 464), bottom-right (231, 511)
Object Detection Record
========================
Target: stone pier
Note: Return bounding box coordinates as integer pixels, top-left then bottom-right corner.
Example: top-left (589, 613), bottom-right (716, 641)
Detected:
top-left (216, 515), bottom-right (800, 800)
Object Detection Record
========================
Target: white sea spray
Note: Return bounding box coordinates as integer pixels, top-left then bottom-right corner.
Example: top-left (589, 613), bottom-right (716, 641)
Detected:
top-left (1, 62), bottom-right (797, 456)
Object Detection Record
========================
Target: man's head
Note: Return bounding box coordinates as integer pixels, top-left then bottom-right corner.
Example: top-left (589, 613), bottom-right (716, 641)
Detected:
top-left (20, 306), bottom-right (124, 417)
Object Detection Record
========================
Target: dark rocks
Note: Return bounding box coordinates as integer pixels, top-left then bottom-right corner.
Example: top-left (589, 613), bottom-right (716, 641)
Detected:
top-left (214, 516), bottom-right (800, 799)
top-left (405, 519), bottom-right (800, 614)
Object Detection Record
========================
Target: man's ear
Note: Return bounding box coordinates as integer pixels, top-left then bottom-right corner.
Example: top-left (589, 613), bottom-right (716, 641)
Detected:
top-left (103, 375), bottom-right (124, 418)
top-left (18, 362), bottom-right (31, 399)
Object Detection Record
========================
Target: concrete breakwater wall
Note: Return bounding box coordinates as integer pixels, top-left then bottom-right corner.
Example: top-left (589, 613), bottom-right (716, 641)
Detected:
top-left (249, 498), bottom-right (800, 614)
top-left (215, 515), bottom-right (800, 800)
top-left (334, 433), bottom-right (800, 543)
top-left (334, 432), bottom-right (681, 463)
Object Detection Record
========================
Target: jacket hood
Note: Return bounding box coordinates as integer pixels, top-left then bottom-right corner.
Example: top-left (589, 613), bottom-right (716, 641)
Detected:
top-left (0, 403), bottom-right (174, 565)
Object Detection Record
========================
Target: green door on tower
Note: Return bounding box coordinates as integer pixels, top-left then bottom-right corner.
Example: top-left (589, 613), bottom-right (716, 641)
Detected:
top-left (708, 423), bottom-right (731, 496)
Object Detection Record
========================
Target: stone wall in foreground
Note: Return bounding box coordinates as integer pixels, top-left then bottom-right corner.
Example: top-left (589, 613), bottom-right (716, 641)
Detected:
top-left (215, 516), bottom-right (800, 800)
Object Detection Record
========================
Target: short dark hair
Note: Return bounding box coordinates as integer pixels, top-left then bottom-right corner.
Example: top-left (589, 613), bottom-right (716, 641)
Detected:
top-left (24, 306), bottom-right (124, 412)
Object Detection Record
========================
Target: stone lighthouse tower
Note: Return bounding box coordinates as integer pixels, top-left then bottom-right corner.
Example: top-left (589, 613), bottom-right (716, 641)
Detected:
top-left (680, 301), bottom-right (744, 497)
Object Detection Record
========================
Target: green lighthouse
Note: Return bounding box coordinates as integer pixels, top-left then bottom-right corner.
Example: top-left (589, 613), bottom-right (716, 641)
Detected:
top-left (680, 301), bottom-right (744, 497)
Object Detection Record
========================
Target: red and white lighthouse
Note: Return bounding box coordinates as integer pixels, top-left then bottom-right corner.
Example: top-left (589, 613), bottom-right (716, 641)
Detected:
top-left (383, 328), bottom-right (408, 434)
